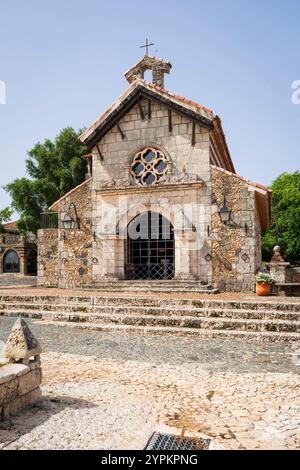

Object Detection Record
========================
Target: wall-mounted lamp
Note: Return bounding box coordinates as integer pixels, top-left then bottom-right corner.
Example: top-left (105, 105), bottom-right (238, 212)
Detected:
top-left (62, 202), bottom-right (81, 230)
top-left (218, 195), bottom-right (232, 225)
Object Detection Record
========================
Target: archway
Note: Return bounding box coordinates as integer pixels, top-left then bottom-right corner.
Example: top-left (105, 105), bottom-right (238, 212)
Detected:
top-left (126, 212), bottom-right (174, 280)
top-left (27, 249), bottom-right (37, 275)
top-left (3, 250), bottom-right (20, 273)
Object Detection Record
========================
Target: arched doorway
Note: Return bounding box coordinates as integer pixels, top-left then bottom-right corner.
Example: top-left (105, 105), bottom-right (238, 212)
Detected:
top-left (126, 212), bottom-right (174, 280)
top-left (3, 250), bottom-right (20, 273)
top-left (27, 250), bottom-right (37, 275)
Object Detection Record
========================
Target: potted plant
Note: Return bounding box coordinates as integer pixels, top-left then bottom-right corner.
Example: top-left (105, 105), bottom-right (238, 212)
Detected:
top-left (254, 272), bottom-right (275, 296)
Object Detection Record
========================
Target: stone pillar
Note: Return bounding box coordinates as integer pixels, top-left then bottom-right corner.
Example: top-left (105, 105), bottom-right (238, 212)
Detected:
top-left (0, 319), bottom-right (42, 420)
top-left (174, 229), bottom-right (196, 280)
top-left (97, 234), bottom-right (120, 281)
top-left (266, 245), bottom-right (291, 284)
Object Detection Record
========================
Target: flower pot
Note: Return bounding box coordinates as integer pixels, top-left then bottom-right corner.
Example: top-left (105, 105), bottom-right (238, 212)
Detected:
top-left (256, 282), bottom-right (271, 296)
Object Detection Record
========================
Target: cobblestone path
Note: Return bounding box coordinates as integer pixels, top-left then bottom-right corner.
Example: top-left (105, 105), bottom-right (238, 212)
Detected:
top-left (0, 318), bottom-right (299, 450)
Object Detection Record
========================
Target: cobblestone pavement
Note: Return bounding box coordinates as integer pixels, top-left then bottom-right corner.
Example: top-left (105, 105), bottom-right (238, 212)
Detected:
top-left (0, 318), bottom-right (299, 450)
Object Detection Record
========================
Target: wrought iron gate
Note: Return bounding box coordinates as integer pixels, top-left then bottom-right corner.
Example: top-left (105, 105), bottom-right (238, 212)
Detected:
top-left (126, 212), bottom-right (174, 280)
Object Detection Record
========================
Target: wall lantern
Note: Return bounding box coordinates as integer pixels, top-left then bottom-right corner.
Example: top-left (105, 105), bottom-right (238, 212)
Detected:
top-left (62, 203), bottom-right (81, 231)
top-left (62, 214), bottom-right (74, 230)
top-left (218, 195), bottom-right (232, 225)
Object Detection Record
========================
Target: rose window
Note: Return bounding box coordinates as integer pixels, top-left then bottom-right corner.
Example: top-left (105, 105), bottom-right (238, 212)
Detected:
top-left (131, 148), bottom-right (169, 186)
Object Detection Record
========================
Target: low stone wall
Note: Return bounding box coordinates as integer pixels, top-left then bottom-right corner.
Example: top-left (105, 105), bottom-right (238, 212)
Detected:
top-left (290, 267), bottom-right (300, 283)
top-left (0, 359), bottom-right (42, 420)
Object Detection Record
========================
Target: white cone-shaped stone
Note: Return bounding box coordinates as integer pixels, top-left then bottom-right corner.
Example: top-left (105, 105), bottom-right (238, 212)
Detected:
top-left (1, 319), bottom-right (42, 361)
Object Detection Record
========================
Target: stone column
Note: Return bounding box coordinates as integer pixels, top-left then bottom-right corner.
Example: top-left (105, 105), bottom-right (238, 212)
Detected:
top-left (174, 229), bottom-right (196, 280)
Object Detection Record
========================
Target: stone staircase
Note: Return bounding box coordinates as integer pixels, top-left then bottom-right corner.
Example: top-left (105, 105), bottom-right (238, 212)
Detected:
top-left (0, 293), bottom-right (300, 341)
top-left (82, 280), bottom-right (219, 294)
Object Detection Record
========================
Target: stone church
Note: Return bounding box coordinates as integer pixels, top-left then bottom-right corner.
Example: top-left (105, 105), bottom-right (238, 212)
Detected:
top-left (38, 55), bottom-right (272, 291)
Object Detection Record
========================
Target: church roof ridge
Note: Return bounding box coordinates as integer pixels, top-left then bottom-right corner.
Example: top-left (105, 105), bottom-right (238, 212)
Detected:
top-left (141, 78), bottom-right (213, 114)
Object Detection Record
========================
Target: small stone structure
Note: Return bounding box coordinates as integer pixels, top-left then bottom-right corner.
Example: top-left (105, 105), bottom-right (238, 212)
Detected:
top-left (0, 319), bottom-right (42, 420)
top-left (0, 222), bottom-right (37, 276)
top-left (267, 246), bottom-right (300, 296)
top-left (38, 55), bottom-right (272, 292)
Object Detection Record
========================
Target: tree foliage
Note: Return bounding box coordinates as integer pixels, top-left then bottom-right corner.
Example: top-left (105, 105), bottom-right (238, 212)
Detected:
top-left (0, 207), bottom-right (13, 232)
top-left (5, 128), bottom-right (87, 233)
top-left (262, 172), bottom-right (300, 263)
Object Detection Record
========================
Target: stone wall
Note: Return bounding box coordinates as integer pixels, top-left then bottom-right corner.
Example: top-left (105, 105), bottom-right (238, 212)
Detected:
top-left (91, 98), bottom-right (211, 187)
top-left (38, 180), bottom-right (93, 288)
top-left (38, 229), bottom-right (59, 287)
top-left (0, 359), bottom-right (42, 420)
top-left (57, 179), bottom-right (93, 288)
top-left (211, 167), bottom-right (262, 291)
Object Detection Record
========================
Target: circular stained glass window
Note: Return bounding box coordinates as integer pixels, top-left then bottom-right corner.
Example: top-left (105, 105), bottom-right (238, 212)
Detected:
top-left (131, 148), bottom-right (169, 186)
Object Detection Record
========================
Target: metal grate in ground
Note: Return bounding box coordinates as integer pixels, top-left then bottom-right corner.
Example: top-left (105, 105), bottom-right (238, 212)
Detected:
top-left (145, 432), bottom-right (210, 450)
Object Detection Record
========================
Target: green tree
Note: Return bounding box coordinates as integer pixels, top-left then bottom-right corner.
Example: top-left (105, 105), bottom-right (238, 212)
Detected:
top-left (0, 207), bottom-right (13, 232)
top-left (5, 127), bottom-right (87, 233)
top-left (262, 171), bottom-right (300, 263)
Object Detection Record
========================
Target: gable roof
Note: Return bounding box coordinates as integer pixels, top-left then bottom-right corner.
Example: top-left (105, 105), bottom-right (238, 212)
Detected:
top-left (80, 78), bottom-right (214, 149)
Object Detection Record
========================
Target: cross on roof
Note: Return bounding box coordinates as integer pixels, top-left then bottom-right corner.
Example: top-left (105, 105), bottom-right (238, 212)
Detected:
top-left (140, 38), bottom-right (155, 56)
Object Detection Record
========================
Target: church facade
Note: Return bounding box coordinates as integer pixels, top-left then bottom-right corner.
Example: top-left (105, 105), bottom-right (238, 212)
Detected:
top-left (37, 56), bottom-right (271, 291)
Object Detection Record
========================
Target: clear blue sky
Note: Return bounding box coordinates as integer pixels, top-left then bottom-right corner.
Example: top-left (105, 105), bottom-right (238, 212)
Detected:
top-left (0, 0), bottom-right (299, 214)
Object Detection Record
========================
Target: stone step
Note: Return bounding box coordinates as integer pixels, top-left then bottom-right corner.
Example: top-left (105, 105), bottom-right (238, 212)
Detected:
top-left (32, 319), bottom-right (300, 342)
top-left (82, 285), bottom-right (219, 294)
top-left (0, 276), bottom-right (37, 287)
top-left (0, 303), bottom-right (300, 321)
top-left (0, 295), bottom-right (300, 311)
top-left (1, 310), bottom-right (299, 333)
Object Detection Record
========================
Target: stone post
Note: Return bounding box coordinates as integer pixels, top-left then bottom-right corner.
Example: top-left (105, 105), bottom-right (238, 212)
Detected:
top-left (0, 319), bottom-right (42, 420)
top-left (266, 245), bottom-right (291, 284)
top-left (266, 245), bottom-right (291, 295)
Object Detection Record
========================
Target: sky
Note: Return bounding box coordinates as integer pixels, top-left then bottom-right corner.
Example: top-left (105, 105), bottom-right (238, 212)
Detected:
top-left (0, 0), bottom-right (299, 216)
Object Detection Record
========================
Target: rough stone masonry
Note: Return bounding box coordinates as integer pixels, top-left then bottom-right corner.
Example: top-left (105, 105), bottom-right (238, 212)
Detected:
top-left (0, 319), bottom-right (42, 420)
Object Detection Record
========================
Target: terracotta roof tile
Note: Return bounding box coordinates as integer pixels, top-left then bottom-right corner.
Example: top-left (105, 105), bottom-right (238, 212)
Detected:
top-left (2, 221), bottom-right (18, 232)
top-left (143, 79), bottom-right (213, 113)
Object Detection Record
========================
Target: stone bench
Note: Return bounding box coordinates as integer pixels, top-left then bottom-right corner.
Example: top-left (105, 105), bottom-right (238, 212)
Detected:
top-left (274, 283), bottom-right (300, 297)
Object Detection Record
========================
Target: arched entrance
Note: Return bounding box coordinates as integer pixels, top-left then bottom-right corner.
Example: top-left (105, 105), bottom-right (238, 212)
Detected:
top-left (3, 250), bottom-right (20, 273)
top-left (27, 250), bottom-right (37, 275)
top-left (126, 212), bottom-right (174, 280)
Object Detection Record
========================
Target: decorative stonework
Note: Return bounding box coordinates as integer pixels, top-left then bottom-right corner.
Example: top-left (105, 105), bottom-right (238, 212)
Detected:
top-left (131, 147), bottom-right (169, 186)
top-left (271, 245), bottom-right (285, 263)
top-left (0, 320), bottom-right (42, 420)
top-left (2, 319), bottom-right (42, 363)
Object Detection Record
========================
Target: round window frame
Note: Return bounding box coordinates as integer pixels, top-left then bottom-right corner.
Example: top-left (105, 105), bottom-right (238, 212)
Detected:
top-left (130, 147), bottom-right (169, 186)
